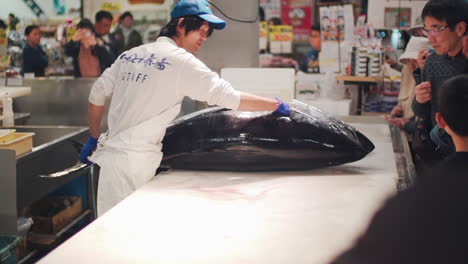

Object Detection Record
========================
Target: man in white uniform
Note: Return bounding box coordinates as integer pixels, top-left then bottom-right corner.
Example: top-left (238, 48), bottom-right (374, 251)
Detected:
top-left (80, 0), bottom-right (291, 216)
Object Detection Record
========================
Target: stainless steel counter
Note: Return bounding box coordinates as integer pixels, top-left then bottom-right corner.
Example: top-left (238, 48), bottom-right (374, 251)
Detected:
top-left (14, 78), bottom-right (199, 130)
top-left (15, 78), bottom-right (101, 127)
top-left (0, 125), bottom-right (93, 235)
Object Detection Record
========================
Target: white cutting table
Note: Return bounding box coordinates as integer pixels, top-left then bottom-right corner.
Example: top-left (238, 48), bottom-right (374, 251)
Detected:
top-left (38, 122), bottom-right (398, 264)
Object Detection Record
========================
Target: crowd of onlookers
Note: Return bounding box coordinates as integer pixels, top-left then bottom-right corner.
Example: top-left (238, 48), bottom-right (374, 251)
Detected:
top-left (1, 11), bottom-right (143, 78)
top-left (332, 0), bottom-right (468, 263)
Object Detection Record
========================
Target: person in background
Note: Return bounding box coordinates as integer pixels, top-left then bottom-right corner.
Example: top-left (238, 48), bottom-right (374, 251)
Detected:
top-left (386, 17), bottom-right (425, 71)
top-left (0, 19), bottom-right (6, 30)
top-left (21, 25), bottom-right (48, 77)
top-left (112, 11), bottom-right (143, 55)
top-left (412, 0), bottom-right (468, 156)
top-left (79, 0), bottom-right (291, 216)
top-left (7, 13), bottom-right (19, 31)
top-left (94, 10), bottom-right (118, 63)
top-left (64, 19), bottom-right (114, 78)
top-left (300, 24), bottom-right (321, 73)
top-left (384, 36), bottom-right (432, 134)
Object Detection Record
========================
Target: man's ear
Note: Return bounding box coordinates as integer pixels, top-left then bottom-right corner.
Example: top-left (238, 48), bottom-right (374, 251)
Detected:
top-left (177, 18), bottom-right (184, 28)
top-left (436, 112), bottom-right (447, 129)
top-left (456, 21), bottom-right (467, 37)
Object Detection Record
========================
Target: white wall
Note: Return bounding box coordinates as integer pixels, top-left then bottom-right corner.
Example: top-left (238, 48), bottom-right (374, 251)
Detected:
top-left (0, 0), bottom-right (81, 21)
top-left (198, 0), bottom-right (259, 72)
top-left (0, 0), bottom-right (35, 21)
top-left (83, 0), bottom-right (172, 21)
top-left (368, 0), bottom-right (428, 29)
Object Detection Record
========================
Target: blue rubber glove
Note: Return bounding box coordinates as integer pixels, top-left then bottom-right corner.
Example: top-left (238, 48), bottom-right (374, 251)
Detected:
top-left (80, 136), bottom-right (98, 165)
top-left (274, 98), bottom-right (291, 116)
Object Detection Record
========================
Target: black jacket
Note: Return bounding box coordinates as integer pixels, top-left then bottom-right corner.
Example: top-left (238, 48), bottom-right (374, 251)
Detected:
top-left (64, 40), bottom-right (115, 78)
top-left (21, 44), bottom-right (49, 77)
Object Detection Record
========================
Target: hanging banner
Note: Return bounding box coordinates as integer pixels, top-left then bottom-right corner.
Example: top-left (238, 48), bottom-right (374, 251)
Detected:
top-left (268, 25), bottom-right (293, 54)
top-left (101, 2), bottom-right (122, 12)
top-left (259, 0), bottom-right (282, 22)
top-left (22, 0), bottom-right (46, 18)
top-left (319, 5), bottom-right (354, 73)
top-left (281, 0), bottom-right (312, 42)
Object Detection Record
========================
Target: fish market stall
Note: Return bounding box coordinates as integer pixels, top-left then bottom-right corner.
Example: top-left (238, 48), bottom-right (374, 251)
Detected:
top-left (38, 116), bottom-right (401, 264)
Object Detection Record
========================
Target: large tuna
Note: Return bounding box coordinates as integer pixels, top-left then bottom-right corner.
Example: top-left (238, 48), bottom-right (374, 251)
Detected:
top-left (160, 100), bottom-right (374, 171)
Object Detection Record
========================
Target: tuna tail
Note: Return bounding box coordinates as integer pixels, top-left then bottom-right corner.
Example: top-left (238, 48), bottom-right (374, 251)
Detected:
top-left (355, 130), bottom-right (375, 153)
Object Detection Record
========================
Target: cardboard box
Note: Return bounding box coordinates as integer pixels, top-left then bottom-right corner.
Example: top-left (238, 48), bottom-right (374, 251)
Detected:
top-left (30, 196), bottom-right (83, 234)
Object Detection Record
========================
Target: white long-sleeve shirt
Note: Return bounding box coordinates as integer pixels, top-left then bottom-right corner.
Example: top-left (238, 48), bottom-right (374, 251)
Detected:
top-left (89, 36), bottom-right (241, 151)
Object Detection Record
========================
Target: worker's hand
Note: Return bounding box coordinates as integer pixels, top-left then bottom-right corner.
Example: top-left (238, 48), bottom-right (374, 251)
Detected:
top-left (80, 136), bottom-right (98, 165)
top-left (72, 29), bottom-right (86, 42)
top-left (384, 116), bottom-right (409, 129)
top-left (390, 105), bottom-right (403, 117)
top-left (274, 98), bottom-right (290, 116)
top-left (82, 35), bottom-right (96, 49)
top-left (415, 81), bottom-right (432, 104)
top-left (463, 36), bottom-right (468, 58)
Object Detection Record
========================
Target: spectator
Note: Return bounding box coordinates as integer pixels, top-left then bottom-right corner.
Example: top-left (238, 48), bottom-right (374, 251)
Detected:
top-left (331, 74), bottom-right (468, 264)
top-left (112, 11), bottom-right (143, 55)
top-left (7, 13), bottom-right (19, 31)
top-left (385, 36), bottom-right (432, 134)
top-left (300, 24), bottom-right (321, 73)
top-left (0, 19), bottom-right (6, 30)
top-left (64, 18), bottom-right (114, 78)
top-left (21, 25), bottom-right (48, 77)
top-left (412, 0), bottom-right (468, 156)
top-left (94, 10), bottom-right (118, 62)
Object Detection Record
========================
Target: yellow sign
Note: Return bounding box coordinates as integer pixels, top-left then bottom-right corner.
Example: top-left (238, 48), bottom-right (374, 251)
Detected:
top-left (66, 27), bottom-right (77, 42)
top-left (268, 25), bottom-right (293, 42)
top-left (101, 2), bottom-right (121, 11)
top-left (259, 22), bottom-right (268, 38)
top-left (0, 55), bottom-right (11, 68)
top-left (0, 29), bottom-right (6, 45)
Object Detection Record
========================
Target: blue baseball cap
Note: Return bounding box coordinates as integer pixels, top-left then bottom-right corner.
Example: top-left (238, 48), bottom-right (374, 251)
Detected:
top-left (171, 0), bottom-right (226, 30)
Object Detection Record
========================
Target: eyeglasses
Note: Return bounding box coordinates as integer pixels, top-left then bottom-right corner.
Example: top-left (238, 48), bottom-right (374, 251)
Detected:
top-left (422, 26), bottom-right (448, 37)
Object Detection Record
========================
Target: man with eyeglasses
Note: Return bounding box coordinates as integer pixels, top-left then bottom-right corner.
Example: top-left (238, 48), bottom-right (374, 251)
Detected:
top-left (412, 0), bottom-right (468, 158)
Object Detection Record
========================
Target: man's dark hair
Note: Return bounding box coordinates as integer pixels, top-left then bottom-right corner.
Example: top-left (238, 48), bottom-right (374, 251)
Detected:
top-left (8, 13), bottom-right (14, 18)
top-left (439, 74), bottom-right (468, 136)
top-left (158, 15), bottom-right (214, 39)
top-left (77, 18), bottom-right (95, 33)
top-left (95, 10), bottom-right (113, 23)
top-left (421, 0), bottom-right (468, 34)
top-left (0, 19), bottom-right (6, 30)
top-left (119, 11), bottom-right (133, 23)
top-left (24, 25), bottom-right (39, 36)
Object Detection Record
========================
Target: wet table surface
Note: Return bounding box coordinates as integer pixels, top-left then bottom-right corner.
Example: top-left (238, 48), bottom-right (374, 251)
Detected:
top-left (38, 122), bottom-right (398, 264)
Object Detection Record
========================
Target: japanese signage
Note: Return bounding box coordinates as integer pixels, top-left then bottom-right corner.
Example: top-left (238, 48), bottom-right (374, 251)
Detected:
top-left (268, 25), bottom-right (293, 54)
top-left (281, 0), bottom-right (312, 42)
